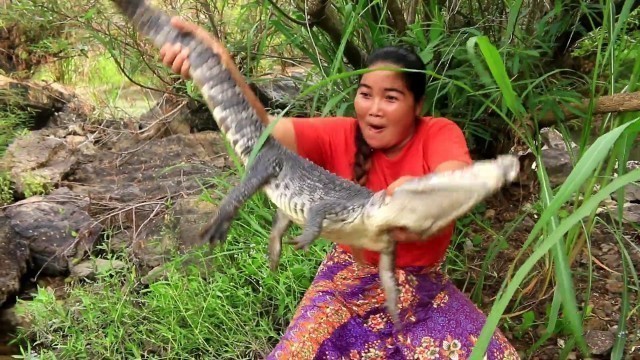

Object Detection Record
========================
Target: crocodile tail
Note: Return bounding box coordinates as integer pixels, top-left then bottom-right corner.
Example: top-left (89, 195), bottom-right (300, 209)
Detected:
top-left (110, 0), bottom-right (270, 164)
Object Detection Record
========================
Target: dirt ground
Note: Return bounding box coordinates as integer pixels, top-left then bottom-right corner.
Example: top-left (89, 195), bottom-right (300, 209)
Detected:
top-left (450, 181), bottom-right (640, 359)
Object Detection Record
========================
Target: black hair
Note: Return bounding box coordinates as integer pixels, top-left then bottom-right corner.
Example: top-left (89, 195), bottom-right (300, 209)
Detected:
top-left (362, 45), bottom-right (427, 101)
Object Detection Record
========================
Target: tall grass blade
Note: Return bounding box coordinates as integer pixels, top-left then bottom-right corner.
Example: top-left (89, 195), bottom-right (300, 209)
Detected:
top-left (472, 167), bottom-right (640, 358)
top-left (504, 0), bottom-right (524, 44)
top-left (468, 36), bottom-right (526, 119)
top-left (610, 229), bottom-right (631, 359)
top-left (534, 148), bottom-right (587, 355)
top-left (470, 118), bottom-right (640, 358)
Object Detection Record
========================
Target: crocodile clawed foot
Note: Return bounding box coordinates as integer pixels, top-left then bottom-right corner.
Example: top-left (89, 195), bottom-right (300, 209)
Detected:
top-left (286, 234), bottom-right (314, 252)
top-left (200, 216), bottom-right (232, 247)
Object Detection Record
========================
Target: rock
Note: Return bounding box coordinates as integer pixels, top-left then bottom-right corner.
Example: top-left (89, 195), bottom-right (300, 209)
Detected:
top-left (65, 132), bottom-right (229, 205)
top-left (129, 216), bottom-right (174, 270)
top-left (631, 244), bottom-right (640, 265)
top-left (601, 202), bottom-right (640, 224)
top-left (70, 258), bottom-right (127, 280)
top-left (0, 307), bottom-right (21, 355)
top-left (0, 75), bottom-right (94, 130)
top-left (610, 161), bottom-right (640, 203)
top-left (131, 195), bottom-right (218, 269)
top-left (484, 209), bottom-right (496, 220)
top-left (0, 132), bottom-right (76, 197)
top-left (584, 329), bottom-right (615, 355)
top-left (539, 147), bottom-right (575, 185)
top-left (65, 135), bottom-right (86, 147)
top-left (517, 216), bottom-right (536, 232)
top-left (170, 196), bottom-right (219, 250)
top-left (593, 307), bottom-right (607, 319)
top-left (603, 301), bottom-right (617, 316)
top-left (135, 93), bottom-right (219, 140)
top-left (2, 187), bottom-right (102, 276)
top-left (249, 75), bottom-right (306, 115)
top-left (612, 182), bottom-right (640, 203)
top-left (521, 128), bottom-right (579, 186)
top-left (540, 127), bottom-right (576, 152)
top-left (0, 215), bottom-right (30, 306)
top-left (62, 131), bottom-right (232, 267)
top-left (140, 264), bottom-right (168, 285)
top-left (601, 253), bottom-right (620, 270)
top-left (605, 280), bottom-right (624, 294)
top-left (140, 251), bottom-right (216, 285)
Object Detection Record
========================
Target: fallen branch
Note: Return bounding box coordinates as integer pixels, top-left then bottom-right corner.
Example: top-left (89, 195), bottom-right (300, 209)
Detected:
top-left (539, 91), bottom-right (640, 127)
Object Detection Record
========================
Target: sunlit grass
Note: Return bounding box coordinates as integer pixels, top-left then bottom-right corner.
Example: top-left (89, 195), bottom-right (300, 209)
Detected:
top-left (13, 170), bottom-right (330, 359)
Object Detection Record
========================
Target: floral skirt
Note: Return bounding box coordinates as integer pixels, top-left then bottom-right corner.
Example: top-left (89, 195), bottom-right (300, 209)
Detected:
top-left (267, 246), bottom-right (520, 360)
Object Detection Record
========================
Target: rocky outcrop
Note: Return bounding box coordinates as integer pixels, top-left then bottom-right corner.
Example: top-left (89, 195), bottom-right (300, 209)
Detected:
top-left (3, 187), bottom-right (101, 276)
top-left (0, 187), bottom-right (104, 303)
top-left (516, 128), bottom-right (640, 225)
top-left (0, 216), bottom-right (30, 305)
top-left (0, 77), bottom-right (240, 307)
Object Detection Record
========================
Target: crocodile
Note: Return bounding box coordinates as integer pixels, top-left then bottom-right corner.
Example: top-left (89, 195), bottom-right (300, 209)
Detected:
top-left (110, 0), bottom-right (520, 329)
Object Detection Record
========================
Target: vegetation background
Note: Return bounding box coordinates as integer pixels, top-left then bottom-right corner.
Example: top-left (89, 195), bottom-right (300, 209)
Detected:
top-left (0, 0), bottom-right (639, 358)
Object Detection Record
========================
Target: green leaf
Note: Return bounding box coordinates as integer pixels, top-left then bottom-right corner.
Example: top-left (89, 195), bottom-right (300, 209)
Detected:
top-left (470, 118), bottom-right (640, 359)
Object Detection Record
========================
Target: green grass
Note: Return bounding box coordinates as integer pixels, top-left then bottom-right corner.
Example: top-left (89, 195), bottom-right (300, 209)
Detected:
top-left (13, 174), bottom-right (331, 359)
top-left (0, 106), bottom-right (33, 158)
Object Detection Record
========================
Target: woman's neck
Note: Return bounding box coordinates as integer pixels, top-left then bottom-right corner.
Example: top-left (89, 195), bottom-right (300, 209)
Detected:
top-left (381, 124), bottom-right (416, 158)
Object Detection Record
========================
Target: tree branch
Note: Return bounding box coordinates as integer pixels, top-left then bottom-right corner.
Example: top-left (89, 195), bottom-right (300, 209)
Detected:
top-left (539, 91), bottom-right (640, 127)
top-left (197, 0), bottom-right (221, 40)
top-left (406, 0), bottom-right (419, 26)
top-left (264, 0), bottom-right (313, 26)
top-left (296, 0), bottom-right (365, 68)
top-left (385, 0), bottom-right (407, 34)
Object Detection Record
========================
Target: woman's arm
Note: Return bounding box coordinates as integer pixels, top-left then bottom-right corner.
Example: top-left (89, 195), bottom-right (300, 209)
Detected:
top-left (266, 115), bottom-right (298, 153)
top-left (158, 17), bottom-right (300, 153)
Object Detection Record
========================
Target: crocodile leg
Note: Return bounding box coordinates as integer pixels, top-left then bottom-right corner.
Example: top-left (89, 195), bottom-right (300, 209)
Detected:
top-left (287, 201), bottom-right (334, 251)
top-left (378, 235), bottom-right (400, 330)
top-left (200, 159), bottom-right (281, 246)
top-left (268, 209), bottom-right (291, 271)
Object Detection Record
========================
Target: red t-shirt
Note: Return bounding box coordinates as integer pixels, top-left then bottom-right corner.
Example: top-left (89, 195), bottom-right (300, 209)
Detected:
top-left (291, 116), bottom-right (472, 268)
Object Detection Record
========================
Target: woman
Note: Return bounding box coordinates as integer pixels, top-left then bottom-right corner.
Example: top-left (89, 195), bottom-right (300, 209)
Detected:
top-left (159, 18), bottom-right (519, 359)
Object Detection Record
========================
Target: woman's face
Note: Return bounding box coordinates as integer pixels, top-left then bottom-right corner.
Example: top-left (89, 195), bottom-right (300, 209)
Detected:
top-left (353, 63), bottom-right (422, 153)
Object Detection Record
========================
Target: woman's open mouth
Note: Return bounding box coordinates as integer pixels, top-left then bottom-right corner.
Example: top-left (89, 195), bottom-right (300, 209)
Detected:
top-left (367, 124), bottom-right (386, 134)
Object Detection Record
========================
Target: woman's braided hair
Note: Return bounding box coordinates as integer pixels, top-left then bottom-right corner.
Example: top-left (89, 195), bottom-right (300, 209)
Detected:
top-left (352, 46), bottom-right (428, 186)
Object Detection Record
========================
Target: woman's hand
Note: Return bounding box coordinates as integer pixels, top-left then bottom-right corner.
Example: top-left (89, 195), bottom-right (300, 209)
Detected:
top-left (389, 227), bottom-right (424, 242)
top-left (159, 17), bottom-right (219, 79)
top-left (385, 176), bottom-right (425, 242)
top-left (384, 175), bottom-right (414, 196)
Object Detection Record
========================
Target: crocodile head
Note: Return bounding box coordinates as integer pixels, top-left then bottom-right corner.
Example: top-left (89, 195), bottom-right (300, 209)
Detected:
top-left (362, 155), bottom-right (521, 237)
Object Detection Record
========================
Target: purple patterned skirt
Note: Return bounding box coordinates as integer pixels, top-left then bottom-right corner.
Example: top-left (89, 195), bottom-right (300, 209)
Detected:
top-left (267, 246), bottom-right (520, 359)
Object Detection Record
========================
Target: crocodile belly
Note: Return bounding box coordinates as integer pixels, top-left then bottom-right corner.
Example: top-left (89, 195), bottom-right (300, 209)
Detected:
top-left (262, 181), bottom-right (308, 224)
top-left (319, 223), bottom-right (389, 252)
